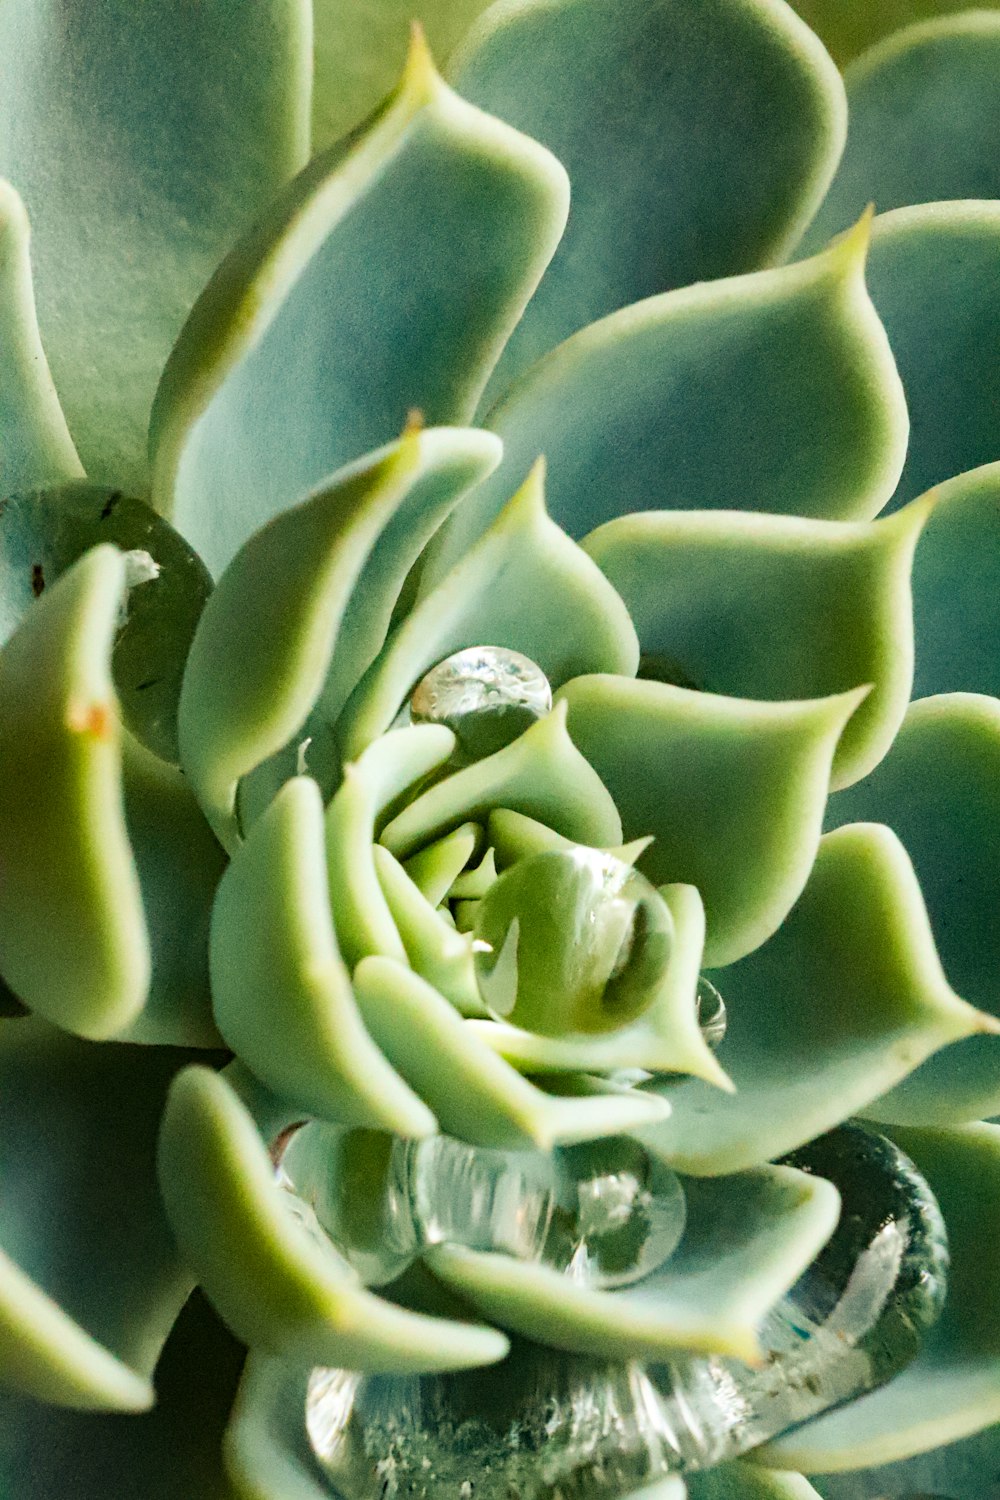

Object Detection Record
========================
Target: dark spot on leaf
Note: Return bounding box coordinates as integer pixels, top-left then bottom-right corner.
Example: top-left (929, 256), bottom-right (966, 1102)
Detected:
top-left (100, 490), bottom-right (123, 520)
top-left (31, 563), bottom-right (45, 597)
top-left (134, 677), bottom-right (163, 691)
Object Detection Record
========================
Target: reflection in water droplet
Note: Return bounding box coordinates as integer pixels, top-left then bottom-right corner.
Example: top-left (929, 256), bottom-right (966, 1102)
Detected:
top-left (304, 1125), bottom-right (949, 1499)
top-left (695, 977), bottom-right (727, 1050)
top-left (275, 1125), bottom-right (685, 1293)
top-left (410, 646), bottom-right (552, 760)
top-left (474, 849), bottom-right (673, 1036)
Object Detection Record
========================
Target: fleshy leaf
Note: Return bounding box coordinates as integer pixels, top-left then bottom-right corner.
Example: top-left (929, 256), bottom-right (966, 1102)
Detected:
top-left (177, 426), bottom-right (496, 847)
top-left (556, 676), bottom-right (866, 966)
top-left (910, 462), bottom-right (1000, 701)
top-left (404, 822), bottom-right (480, 905)
top-left (790, 0), bottom-right (998, 66)
top-left (584, 499), bottom-right (929, 789)
top-left (827, 695), bottom-right (1000, 1124)
top-left (758, 1123), bottom-right (1000, 1473)
top-left (687, 1467), bottom-right (820, 1499)
top-left (150, 31), bottom-right (569, 575)
top-left (636, 823), bottom-right (986, 1176)
top-left (325, 725), bottom-right (456, 967)
top-left (158, 1066), bottom-right (509, 1374)
top-left (379, 702), bottom-right (622, 860)
top-left (0, 482), bottom-right (212, 764)
top-left (428, 1162), bottom-right (839, 1362)
top-left (0, 181), bottom-right (81, 490)
top-left (865, 200), bottom-right (1000, 511)
top-left (0, 0), bottom-right (310, 490)
top-left (338, 459), bottom-right (638, 759)
top-left (468, 882), bottom-right (730, 1087)
top-left (353, 956), bottom-right (670, 1148)
top-left (211, 776), bottom-right (435, 1135)
top-left (118, 735), bottom-right (226, 1048)
top-left (452, 0), bottom-right (846, 402)
top-left (428, 218), bottom-right (908, 575)
top-left (0, 1292), bottom-right (244, 1500)
top-left (801, 15), bottom-right (1000, 254)
top-left (0, 547), bottom-right (150, 1038)
top-left (0, 1020), bottom-right (195, 1411)
top-left (311, 1), bottom-right (495, 151)
top-left (225, 1353), bottom-right (347, 1500)
top-left (373, 848), bottom-right (483, 1013)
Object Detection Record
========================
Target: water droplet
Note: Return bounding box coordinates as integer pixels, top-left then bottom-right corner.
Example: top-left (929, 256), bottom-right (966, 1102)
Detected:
top-left (473, 850), bottom-right (673, 1036)
top-left (304, 1125), bottom-right (949, 1497)
top-left (695, 977), bottom-right (727, 1050)
top-left (275, 1125), bottom-right (684, 1293)
top-left (410, 646), bottom-right (552, 761)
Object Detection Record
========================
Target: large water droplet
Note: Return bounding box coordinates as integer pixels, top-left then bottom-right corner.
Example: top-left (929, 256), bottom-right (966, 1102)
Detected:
top-left (474, 849), bottom-right (673, 1036)
top-left (410, 646), bottom-right (552, 760)
top-left (276, 1125), bottom-right (685, 1292)
top-left (304, 1124), bottom-right (949, 1498)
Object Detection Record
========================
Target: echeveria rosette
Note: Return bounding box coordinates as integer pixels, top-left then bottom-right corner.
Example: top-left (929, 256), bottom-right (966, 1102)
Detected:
top-left (0, 4), bottom-right (999, 1499)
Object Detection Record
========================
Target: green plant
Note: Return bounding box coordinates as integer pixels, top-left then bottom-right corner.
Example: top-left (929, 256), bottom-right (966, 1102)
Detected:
top-left (1, 3), bottom-right (999, 1497)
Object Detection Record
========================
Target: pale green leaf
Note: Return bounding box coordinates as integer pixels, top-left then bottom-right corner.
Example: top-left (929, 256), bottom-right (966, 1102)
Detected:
top-left (556, 676), bottom-right (866, 966)
top-left (150, 33), bottom-right (569, 575)
top-left (157, 1066), bottom-right (509, 1374)
top-left (0, 0), bottom-right (310, 489)
top-left (338, 458), bottom-right (638, 760)
top-left (636, 824), bottom-right (986, 1176)
top-left (453, 0), bottom-right (846, 402)
top-left (584, 498), bottom-right (929, 789)
top-left (428, 219), bottom-right (908, 575)
top-left (0, 181), bottom-right (80, 490)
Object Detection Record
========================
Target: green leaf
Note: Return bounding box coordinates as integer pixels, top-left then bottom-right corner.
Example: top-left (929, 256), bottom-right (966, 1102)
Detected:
top-left (0, 1021), bottom-right (196, 1411)
top-left (311, 1), bottom-right (495, 151)
top-left (338, 458), bottom-right (638, 759)
top-left (352, 955), bottom-right (671, 1148)
top-left (150, 31), bottom-right (569, 576)
top-left (0, 547), bottom-right (149, 1038)
top-left (584, 496), bottom-right (929, 790)
top-left (0, 482), bottom-right (212, 764)
top-left (224, 1354), bottom-right (336, 1500)
top-left (177, 426), bottom-right (496, 847)
top-left (157, 1066), bottom-right (510, 1374)
top-left (0, 1292), bottom-right (243, 1500)
top-left (688, 1466), bottom-right (821, 1499)
top-left (636, 824), bottom-right (986, 1176)
top-left (119, 734), bottom-right (226, 1048)
top-left (757, 1123), bottom-right (1000, 1473)
top-left (0, 0), bottom-right (310, 491)
top-left (0, 182), bottom-right (81, 490)
top-left (801, 15), bottom-right (1000, 254)
top-left (428, 219), bottom-right (908, 574)
top-left (865, 201), bottom-right (1000, 511)
top-left (379, 702), bottom-right (623, 860)
top-left (428, 1162), bottom-right (839, 1362)
top-left (403, 821), bottom-right (481, 905)
top-left (452, 0), bottom-right (846, 403)
top-left (826, 695), bottom-right (1000, 1125)
top-left (211, 776), bottom-right (435, 1135)
top-left (373, 847), bottom-right (484, 1012)
top-left (325, 725), bottom-right (457, 967)
top-left (910, 462), bottom-right (1000, 701)
top-left (789, 0), bottom-right (1000, 66)
top-left (556, 676), bottom-right (865, 966)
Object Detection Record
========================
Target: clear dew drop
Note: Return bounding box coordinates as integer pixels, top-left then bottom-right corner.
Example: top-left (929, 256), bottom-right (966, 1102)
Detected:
top-left (695, 977), bottom-right (727, 1050)
top-left (473, 849), bottom-right (674, 1037)
top-left (275, 1124), bottom-right (685, 1293)
top-left (409, 646), bottom-right (552, 760)
top-left (304, 1124), bottom-right (949, 1499)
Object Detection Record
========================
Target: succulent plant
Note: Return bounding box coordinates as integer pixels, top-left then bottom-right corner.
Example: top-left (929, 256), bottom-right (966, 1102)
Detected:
top-left (1, 2), bottom-right (999, 1498)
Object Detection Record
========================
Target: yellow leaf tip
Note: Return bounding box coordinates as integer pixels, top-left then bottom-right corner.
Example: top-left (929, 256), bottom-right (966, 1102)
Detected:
top-left (402, 19), bottom-right (441, 99)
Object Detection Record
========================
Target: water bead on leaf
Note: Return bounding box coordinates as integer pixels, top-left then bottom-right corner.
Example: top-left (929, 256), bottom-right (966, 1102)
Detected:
top-left (696, 976), bottom-right (728, 1050)
top-left (304, 1127), bottom-right (949, 1498)
top-left (275, 1121), bottom-right (686, 1293)
top-left (409, 646), bottom-right (552, 761)
top-left (473, 848), bottom-right (674, 1036)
